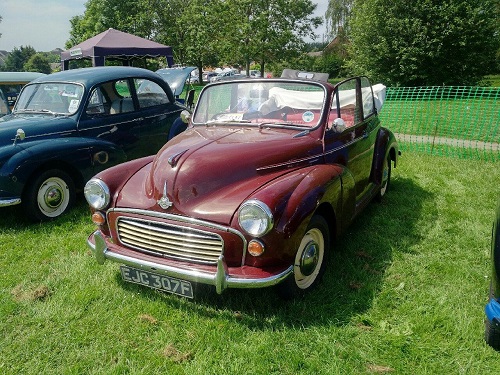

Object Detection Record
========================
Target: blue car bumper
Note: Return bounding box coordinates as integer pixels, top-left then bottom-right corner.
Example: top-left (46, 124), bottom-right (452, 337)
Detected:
top-left (486, 297), bottom-right (500, 328)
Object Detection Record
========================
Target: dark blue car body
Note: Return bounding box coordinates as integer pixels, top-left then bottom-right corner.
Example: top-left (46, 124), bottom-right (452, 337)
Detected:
top-left (485, 197), bottom-right (500, 349)
top-left (0, 66), bottom-right (188, 221)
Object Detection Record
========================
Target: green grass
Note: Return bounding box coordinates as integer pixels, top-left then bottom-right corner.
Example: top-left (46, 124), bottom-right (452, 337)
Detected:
top-left (0, 152), bottom-right (499, 374)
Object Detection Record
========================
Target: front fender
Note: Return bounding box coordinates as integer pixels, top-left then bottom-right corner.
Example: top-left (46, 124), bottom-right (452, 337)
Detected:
top-left (250, 164), bottom-right (346, 241)
top-left (371, 127), bottom-right (399, 185)
top-left (0, 137), bottom-right (127, 197)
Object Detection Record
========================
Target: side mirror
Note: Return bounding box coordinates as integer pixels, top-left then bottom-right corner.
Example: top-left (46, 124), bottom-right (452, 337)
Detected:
top-left (331, 118), bottom-right (346, 133)
top-left (180, 110), bottom-right (191, 124)
top-left (13, 128), bottom-right (25, 145)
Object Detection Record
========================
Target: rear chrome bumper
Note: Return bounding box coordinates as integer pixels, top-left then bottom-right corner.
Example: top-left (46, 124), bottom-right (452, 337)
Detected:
top-left (87, 230), bottom-right (292, 294)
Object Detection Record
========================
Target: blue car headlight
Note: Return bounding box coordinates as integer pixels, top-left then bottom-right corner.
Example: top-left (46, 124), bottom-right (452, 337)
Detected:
top-left (238, 199), bottom-right (274, 237)
top-left (84, 178), bottom-right (110, 210)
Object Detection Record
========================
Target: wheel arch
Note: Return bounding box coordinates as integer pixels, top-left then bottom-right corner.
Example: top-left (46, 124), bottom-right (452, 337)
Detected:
top-left (22, 159), bottom-right (85, 196)
top-left (371, 127), bottom-right (399, 186)
top-left (275, 164), bottom-right (344, 241)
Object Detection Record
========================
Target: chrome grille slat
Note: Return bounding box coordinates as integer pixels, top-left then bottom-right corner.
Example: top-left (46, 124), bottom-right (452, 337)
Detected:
top-left (119, 233), bottom-right (221, 256)
top-left (116, 217), bottom-right (223, 264)
top-left (119, 226), bottom-right (221, 251)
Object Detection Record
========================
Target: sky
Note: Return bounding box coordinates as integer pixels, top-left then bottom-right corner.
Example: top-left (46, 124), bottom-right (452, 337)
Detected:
top-left (0, 0), bottom-right (329, 52)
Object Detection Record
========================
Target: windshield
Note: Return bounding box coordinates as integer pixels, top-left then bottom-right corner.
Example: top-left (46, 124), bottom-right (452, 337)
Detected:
top-left (14, 82), bottom-right (84, 115)
top-left (192, 80), bottom-right (326, 127)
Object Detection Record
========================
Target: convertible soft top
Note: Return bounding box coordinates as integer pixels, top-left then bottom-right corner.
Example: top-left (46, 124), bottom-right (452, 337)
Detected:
top-left (259, 83), bottom-right (386, 115)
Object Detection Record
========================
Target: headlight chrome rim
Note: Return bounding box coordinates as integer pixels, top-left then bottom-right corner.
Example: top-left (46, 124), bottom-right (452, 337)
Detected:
top-left (84, 178), bottom-right (110, 210)
top-left (238, 199), bottom-right (273, 237)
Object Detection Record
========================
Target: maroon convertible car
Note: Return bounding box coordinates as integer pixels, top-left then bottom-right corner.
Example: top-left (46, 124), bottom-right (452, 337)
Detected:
top-left (84, 70), bottom-right (399, 299)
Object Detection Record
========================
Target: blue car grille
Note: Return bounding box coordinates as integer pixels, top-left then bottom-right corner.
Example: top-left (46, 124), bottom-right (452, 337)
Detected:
top-left (116, 217), bottom-right (224, 264)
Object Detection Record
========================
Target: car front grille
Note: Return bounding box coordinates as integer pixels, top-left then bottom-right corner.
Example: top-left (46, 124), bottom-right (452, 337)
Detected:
top-left (116, 217), bottom-right (224, 264)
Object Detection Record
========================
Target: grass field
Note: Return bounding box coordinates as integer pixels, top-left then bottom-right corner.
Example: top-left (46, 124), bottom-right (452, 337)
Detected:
top-left (0, 152), bottom-right (499, 374)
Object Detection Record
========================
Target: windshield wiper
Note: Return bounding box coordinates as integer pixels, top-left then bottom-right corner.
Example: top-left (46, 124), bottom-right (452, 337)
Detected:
top-left (258, 121), bottom-right (307, 129)
top-left (206, 119), bottom-right (252, 124)
top-left (15, 108), bottom-right (65, 116)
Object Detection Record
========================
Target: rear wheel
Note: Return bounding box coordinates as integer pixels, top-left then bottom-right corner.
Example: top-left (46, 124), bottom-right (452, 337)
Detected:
top-left (277, 215), bottom-right (330, 300)
top-left (23, 169), bottom-right (75, 221)
top-left (376, 155), bottom-right (391, 202)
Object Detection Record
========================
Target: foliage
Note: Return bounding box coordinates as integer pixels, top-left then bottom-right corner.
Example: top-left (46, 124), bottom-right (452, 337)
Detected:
top-left (1, 46), bottom-right (36, 72)
top-left (348, 0), bottom-right (500, 86)
top-left (23, 54), bottom-right (52, 74)
top-left (223, 0), bottom-right (322, 75)
top-left (66, 0), bottom-right (322, 77)
top-left (154, 0), bottom-right (226, 78)
top-left (326, 0), bottom-right (353, 37)
top-left (66, 0), bottom-right (154, 48)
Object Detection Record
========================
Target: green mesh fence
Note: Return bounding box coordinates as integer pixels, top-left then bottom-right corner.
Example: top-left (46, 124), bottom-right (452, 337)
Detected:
top-left (379, 86), bottom-right (499, 161)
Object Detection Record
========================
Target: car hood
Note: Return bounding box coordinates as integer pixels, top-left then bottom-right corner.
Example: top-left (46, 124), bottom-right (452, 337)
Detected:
top-left (156, 67), bottom-right (196, 97)
top-left (0, 113), bottom-right (76, 144)
top-left (116, 126), bottom-right (322, 224)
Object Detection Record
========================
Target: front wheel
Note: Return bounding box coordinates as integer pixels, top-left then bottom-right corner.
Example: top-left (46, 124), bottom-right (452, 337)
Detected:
top-left (277, 215), bottom-right (330, 300)
top-left (23, 169), bottom-right (75, 221)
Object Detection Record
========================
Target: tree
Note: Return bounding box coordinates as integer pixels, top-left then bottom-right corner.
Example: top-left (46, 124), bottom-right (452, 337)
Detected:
top-left (23, 53), bottom-right (52, 74)
top-left (348, 0), bottom-right (499, 86)
top-left (2, 46), bottom-right (36, 72)
top-left (153, 0), bottom-right (225, 77)
top-left (326, 0), bottom-right (353, 37)
top-left (225, 0), bottom-right (323, 76)
top-left (66, 0), bottom-right (154, 48)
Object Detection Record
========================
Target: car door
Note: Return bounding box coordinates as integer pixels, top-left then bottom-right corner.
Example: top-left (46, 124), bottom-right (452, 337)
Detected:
top-left (78, 77), bottom-right (181, 162)
top-left (323, 77), bottom-right (378, 206)
top-left (132, 77), bottom-right (184, 151)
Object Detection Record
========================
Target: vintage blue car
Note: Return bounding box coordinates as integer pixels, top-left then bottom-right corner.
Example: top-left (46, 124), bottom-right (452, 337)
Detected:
top-left (0, 66), bottom-right (190, 221)
top-left (486, 197), bottom-right (500, 350)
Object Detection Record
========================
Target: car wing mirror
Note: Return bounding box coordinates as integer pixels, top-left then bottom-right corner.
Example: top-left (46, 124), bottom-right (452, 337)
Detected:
top-left (13, 128), bottom-right (25, 145)
top-left (180, 110), bottom-right (191, 124)
top-left (331, 118), bottom-right (346, 133)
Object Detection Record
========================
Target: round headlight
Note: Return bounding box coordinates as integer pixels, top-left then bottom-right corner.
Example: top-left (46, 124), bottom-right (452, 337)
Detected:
top-left (238, 199), bottom-right (273, 237)
top-left (84, 178), bottom-right (110, 210)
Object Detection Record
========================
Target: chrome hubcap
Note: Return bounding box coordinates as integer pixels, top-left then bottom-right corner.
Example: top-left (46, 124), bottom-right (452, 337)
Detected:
top-left (45, 186), bottom-right (63, 208)
top-left (300, 241), bottom-right (319, 276)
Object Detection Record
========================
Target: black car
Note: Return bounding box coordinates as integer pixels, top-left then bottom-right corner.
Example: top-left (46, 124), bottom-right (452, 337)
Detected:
top-left (485, 197), bottom-right (500, 349)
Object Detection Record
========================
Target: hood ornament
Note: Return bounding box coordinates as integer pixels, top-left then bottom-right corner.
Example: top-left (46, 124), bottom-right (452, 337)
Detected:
top-left (157, 181), bottom-right (173, 209)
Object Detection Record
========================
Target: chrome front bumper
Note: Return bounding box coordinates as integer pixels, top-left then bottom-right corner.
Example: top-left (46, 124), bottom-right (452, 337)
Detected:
top-left (0, 198), bottom-right (21, 207)
top-left (88, 230), bottom-right (293, 294)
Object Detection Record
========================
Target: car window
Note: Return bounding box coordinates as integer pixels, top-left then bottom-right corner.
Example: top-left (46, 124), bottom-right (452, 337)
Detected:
top-left (330, 78), bottom-right (359, 128)
top-left (14, 82), bottom-right (84, 114)
top-left (193, 81), bottom-right (325, 127)
top-left (108, 79), bottom-right (134, 114)
top-left (360, 77), bottom-right (374, 119)
top-left (134, 78), bottom-right (169, 108)
top-left (86, 87), bottom-right (110, 115)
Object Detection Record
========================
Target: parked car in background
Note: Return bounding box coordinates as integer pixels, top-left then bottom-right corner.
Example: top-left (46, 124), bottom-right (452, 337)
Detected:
top-left (203, 72), bottom-right (218, 83)
top-left (0, 71), bottom-right (46, 109)
top-left (186, 74), bottom-right (199, 84)
top-left (248, 70), bottom-right (262, 78)
top-left (485, 197), bottom-right (500, 350)
top-left (210, 70), bottom-right (244, 82)
top-left (0, 90), bottom-right (10, 117)
top-left (85, 71), bottom-right (398, 300)
top-left (0, 66), bottom-right (189, 221)
top-left (154, 66), bottom-right (196, 104)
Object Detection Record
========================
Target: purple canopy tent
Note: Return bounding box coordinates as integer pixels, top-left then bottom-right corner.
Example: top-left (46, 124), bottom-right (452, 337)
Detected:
top-left (60, 28), bottom-right (174, 70)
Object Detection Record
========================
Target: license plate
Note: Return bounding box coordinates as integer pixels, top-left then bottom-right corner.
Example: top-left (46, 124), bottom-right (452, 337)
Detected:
top-left (120, 266), bottom-right (194, 298)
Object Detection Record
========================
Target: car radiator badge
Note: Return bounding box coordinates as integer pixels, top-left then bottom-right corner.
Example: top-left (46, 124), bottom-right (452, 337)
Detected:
top-left (157, 181), bottom-right (173, 209)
